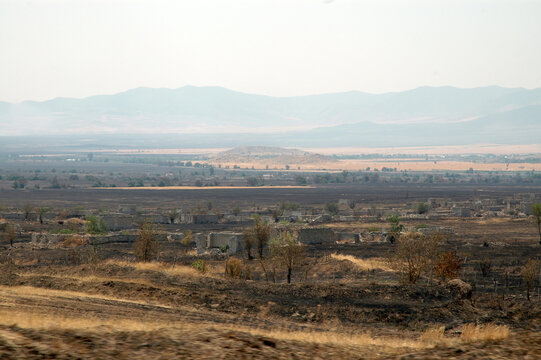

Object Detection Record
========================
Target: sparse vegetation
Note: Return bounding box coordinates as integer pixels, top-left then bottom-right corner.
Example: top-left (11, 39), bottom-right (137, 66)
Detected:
top-left (85, 215), bottom-right (107, 234)
top-left (521, 259), bottom-right (539, 301)
top-left (388, 231), bottom-right (441, 284)
top-left (460, 323), bottom-right (510, 342)
top-left (434, 251), bottom-right (462, 281)
top-left (531, 202), bottom-right (541, 245)
top-left (386, 214), bottom-right (403, 243)
top-left (133, 221), bottom-right (159, 262)
top-left (269, 230), bottom-right (306, 284)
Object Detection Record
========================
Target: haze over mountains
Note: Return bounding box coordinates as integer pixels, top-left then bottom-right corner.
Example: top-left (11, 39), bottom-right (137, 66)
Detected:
top-left (1, 85), bottom-right (540, 148)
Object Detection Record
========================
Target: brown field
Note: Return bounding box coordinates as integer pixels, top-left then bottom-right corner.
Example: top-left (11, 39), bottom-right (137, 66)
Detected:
top-left (205, 159), bottom-right (541, 171)
top-left (99, 185), bottom-right (312, 190)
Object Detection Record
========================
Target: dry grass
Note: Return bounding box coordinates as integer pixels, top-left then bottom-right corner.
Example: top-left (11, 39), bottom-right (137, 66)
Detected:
top-left (66, 218), bottom-right (87, 225)
top-left (331, 253), bottom-right (394, 272)
top-left (0, 309), bottom-right (441, 352)
top-left (0, 285), bottom-right (169, 308)
top-left (460, 323), bottom-right (510, 342)
top-left (420, 325), bottom-right (446, 342)
top-left (104, 259), bottom-right (224, 278)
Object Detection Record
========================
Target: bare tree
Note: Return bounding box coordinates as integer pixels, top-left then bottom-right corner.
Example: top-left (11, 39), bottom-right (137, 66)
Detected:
top-left (521, 259), bottom-right (539, 301)
top-left (253, 214), bottom-right (270, 259)
top-left (270, 230), bottom-right (306, 284)
top-left (23, 204), bottom-right (33, 221)
top-left (242, 228), bottom-right (254, 260)
top-left (134, 221), bottom-right (159, 262)
top-left (37, 207), bottom-right (50, 224)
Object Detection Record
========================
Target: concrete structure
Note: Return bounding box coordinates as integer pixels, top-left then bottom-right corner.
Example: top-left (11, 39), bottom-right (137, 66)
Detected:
top-left (181, 214), bottom-right (219, 224)
top-left (118, 204), bottom-right (137, 215)
top-left (453, 208), bottom-right (472, 217)
top-left (297, 228), bottom-right (336, 245)
top-left (207, 232), bottom-right (244, 254)
top-left (99, 214), bottom-right (133, 231)
top-left (336, 232), bottom-right (360, 243)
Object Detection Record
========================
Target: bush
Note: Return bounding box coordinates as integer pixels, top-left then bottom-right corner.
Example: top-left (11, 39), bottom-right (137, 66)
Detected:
top-left (85, 215), bottom-right (107, 234)
top-left (386, 214), bottom-right (404, 243)
top-left (417, 202), bottom-right (429, 214)
top-left (434, 251), bottom-right (462, 281)
top-left (225, 258), bottom-right (251, 279)
top-left (134, 221), bottom-right (159, 262)
top-left (388, 231), bottom-right (441, 284)
top-left (325, 202), bottom-right (339, 216)
top-left (192, 259), bottom-right (206, 273)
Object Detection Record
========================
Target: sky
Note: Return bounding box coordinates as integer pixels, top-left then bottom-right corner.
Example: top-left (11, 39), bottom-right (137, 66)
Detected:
top-left (1, 0), bottom-right (540, 103)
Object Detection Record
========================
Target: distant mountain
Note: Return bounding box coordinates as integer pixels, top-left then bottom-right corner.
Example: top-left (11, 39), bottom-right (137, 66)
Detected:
top-left (0, 85), bottom-right (540, 146)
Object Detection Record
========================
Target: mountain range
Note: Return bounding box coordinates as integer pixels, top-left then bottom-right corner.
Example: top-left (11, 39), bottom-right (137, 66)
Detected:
top-left (1, 85), bottom-right (540, 147)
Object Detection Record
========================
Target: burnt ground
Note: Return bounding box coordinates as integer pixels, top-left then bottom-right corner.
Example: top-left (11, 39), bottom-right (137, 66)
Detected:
top-left (0, 183), bottom-right (541, 358)
top-left (1, 215), bottom-right (541, 359)
top-left (1, 183), bottom-right (540, 210)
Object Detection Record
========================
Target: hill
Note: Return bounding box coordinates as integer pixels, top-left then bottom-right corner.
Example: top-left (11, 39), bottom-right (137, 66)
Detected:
top-left (1, 85), bottom-right (540, 147)
top-left (210, 146), bottom-right (335, 167)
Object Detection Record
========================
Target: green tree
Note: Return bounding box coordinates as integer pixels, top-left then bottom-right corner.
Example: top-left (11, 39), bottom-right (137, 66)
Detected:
top-left (416, 202), bottom-right (429, 214)
top-left (386, 214), bottom-right (404, 243)
top-left (295, 175), bottom-right (308, 186)
top-left (531, 203), bottom-right (541, 245)
top-left (252, 214), bottom-right (271, 259)
top-left (270, 230), bottom-right (306, 284)
top-left (325, 202), bottom-right (339, 216)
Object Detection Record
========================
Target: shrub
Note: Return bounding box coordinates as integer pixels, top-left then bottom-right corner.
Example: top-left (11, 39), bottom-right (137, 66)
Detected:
top-left (192, 259), bottom-right (206, 273)
top-left (386, 214), bottom-right (404, 243)
top-left (417, 202), bottom-right (429, 214)
top-left (85, 215), bottom-right (107, 234)
top-left (181, 230), bottom-right (193, 251)
top-left (134, 221), bottom-right (159, 262)
top-left (325, 202), bottom-right (339, 216)
top-left (388, 231), bottom-right (441, 284)
top-left (225, 258), bottom-right (251, 279)
top-left (434, 251), bottom-right (462, 281)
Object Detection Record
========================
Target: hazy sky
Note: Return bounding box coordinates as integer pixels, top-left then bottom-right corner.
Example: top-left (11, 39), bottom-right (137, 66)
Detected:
top-left (1, 0), bottom-right (540, 102)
